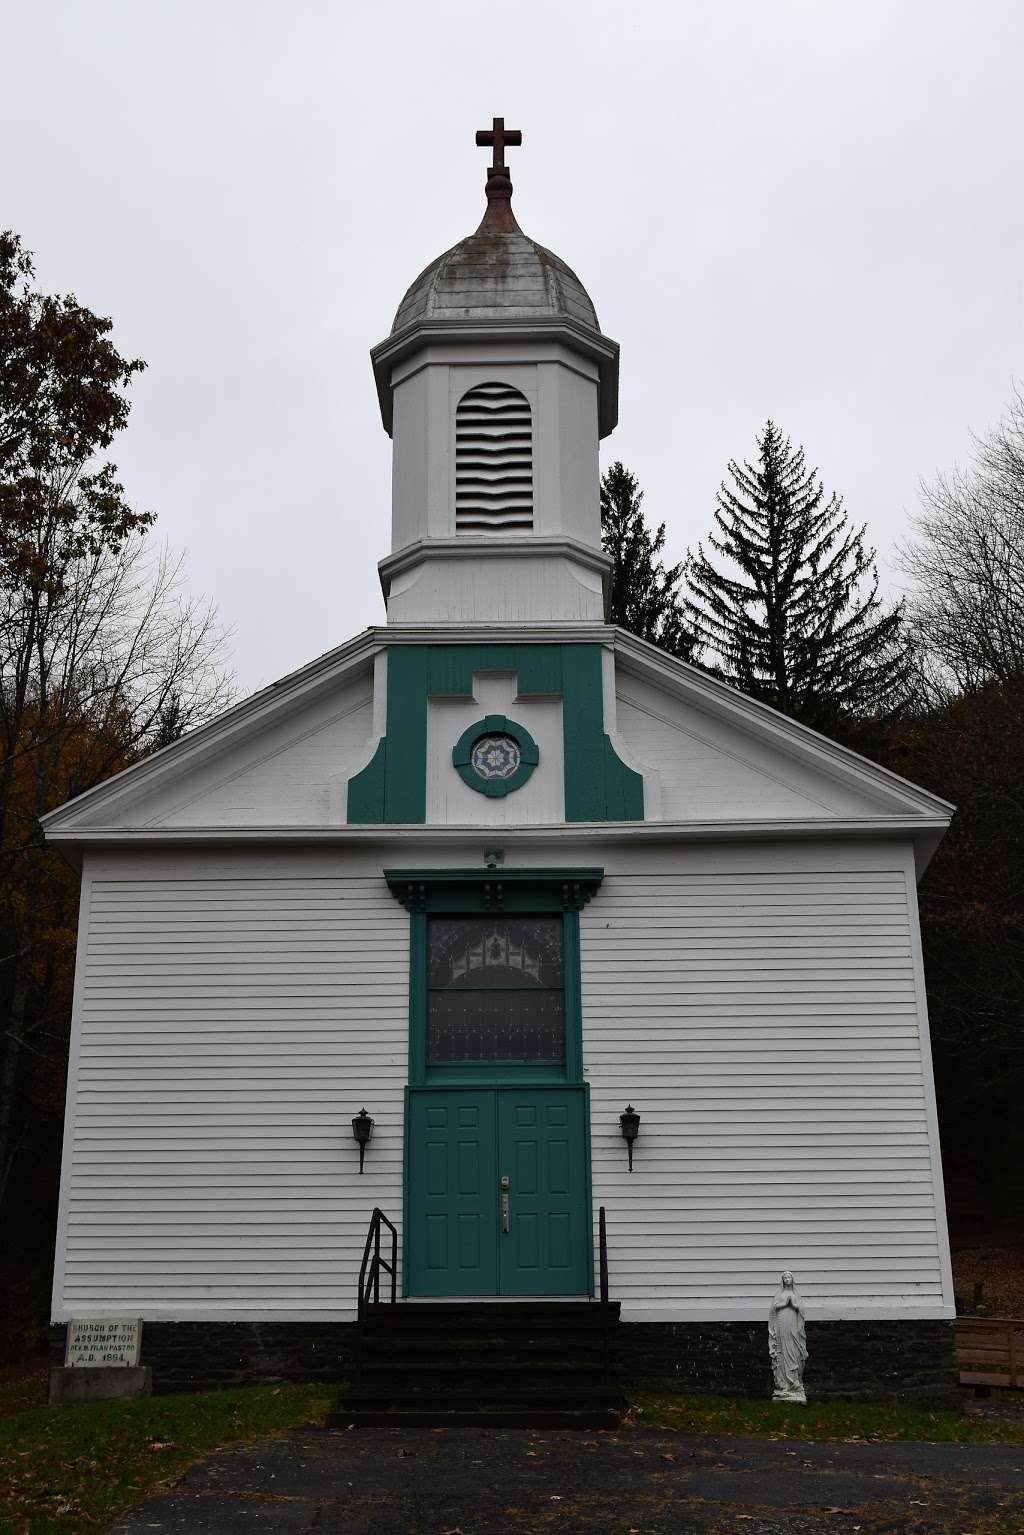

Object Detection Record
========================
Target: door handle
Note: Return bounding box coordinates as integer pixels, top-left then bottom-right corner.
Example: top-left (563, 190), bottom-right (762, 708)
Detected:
top-left (500, 1173), bottom-right (510, 1234)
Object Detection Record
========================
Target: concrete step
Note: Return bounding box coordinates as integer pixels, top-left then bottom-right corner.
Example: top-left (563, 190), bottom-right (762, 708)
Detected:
top-left (366, 1302), bottom-right (616, 1325)
top-left (359, 1338), bottom-right (604, 1363)
top-left (358, 1360), bottom-right (609, 1383)
top-left (362, 1316), bottom-right (615, 1341)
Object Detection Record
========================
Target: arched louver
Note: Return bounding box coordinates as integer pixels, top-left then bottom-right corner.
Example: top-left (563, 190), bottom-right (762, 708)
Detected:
top-left (455, 383), bottom-right (533, 533)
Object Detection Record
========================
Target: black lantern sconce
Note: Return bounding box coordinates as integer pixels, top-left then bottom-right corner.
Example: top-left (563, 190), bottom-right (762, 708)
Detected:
top-left (620, 1104), bottom-right (641, 1172)
top-left (351, 1108), bottom-right (375, 1173)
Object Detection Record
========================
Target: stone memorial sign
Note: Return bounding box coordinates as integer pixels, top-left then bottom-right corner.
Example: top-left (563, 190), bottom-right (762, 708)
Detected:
top-left (65, 1318), bottom-right (142, 1369)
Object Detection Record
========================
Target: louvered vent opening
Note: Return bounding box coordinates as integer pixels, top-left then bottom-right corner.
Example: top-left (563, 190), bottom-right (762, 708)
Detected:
top-left (455, 382), bottom-right (533, 533)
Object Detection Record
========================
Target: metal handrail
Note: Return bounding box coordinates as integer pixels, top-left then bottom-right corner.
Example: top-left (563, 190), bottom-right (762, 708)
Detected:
top-left (357, 1207), bottom-right (397, 1322)
top-left (598, 1205), bottom-right (609, 1306)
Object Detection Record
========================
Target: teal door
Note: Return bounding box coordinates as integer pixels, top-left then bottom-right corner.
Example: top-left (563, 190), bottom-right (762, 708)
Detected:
top-left (407, 1088), bottom-right (589, 1297)
top-left (497, 1090), bottom-right (589, 1296)
top-left (408, 1091), bottom-right (499, 1296)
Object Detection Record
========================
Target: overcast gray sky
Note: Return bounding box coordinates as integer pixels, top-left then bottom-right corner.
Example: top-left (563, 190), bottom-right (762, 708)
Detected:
top-left (4, 1), bottom-right (1022, 694)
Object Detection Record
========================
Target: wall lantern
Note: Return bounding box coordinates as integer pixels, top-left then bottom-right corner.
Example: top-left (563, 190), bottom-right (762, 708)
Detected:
top-left (620, 1104), bottom-right (641, 1172)
top-left (351, 1108), bottom-right (375, 1173)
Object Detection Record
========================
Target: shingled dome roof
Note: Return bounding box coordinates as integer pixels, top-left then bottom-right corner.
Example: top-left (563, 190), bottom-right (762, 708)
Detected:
top-left (391, 229), bottom-right (601, 335)
top-left (374, 122), bottom-right (619, 437)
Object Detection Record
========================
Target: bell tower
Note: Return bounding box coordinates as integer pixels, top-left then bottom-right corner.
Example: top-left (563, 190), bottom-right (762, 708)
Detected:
top-left (370, 119), bottom-right (620, 625)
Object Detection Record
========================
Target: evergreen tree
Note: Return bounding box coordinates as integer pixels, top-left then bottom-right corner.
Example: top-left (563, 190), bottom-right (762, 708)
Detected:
top-left (600, 461), bottom-right (697, 660)
top-left (685, 422), bottom-right (911, 728)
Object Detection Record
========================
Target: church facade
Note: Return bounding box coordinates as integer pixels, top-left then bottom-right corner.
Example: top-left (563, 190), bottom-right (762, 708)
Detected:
top-left (46, 124), bottom-right (957, 1400)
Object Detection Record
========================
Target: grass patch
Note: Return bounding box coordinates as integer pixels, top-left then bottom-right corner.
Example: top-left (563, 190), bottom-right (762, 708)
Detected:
top-left (626, 1391), bottom-right (1024, 1443)
top-left (0, 1362), bottom-right (47, 1420)
top-left (0, 1380), bottom-right (334, 1534)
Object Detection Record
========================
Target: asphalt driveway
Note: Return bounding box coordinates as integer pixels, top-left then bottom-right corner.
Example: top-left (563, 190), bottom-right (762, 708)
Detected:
top-left (108, 1424), bottom-right (1024, 1534)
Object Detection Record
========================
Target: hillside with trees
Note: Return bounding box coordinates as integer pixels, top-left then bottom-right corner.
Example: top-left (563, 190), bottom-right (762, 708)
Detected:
top-left (603, 411), bottom-right (1024, 1279)
top-left (0, 232), bottom-right (231, 1354)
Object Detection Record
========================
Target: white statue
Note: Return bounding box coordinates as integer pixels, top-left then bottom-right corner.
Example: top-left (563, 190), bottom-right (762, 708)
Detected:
top-left (768, 1270), bottom-right (807, 1403)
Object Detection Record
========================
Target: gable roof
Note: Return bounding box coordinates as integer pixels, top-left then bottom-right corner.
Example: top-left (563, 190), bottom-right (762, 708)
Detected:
top-left (612, 628), bottom-right (953, 819)
top-left (41, 626), bottom-right (382, 835)
top-left (42, 623), bottom-right (952, 865)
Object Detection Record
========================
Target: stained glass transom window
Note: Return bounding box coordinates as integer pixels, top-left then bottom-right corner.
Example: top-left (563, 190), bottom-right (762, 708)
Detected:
top-left (427, 916), bottom-right (565, 1062)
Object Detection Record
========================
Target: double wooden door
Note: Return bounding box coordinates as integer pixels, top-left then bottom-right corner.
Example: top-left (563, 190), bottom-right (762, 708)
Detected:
top-left (407, 1087), bottom-right (589, 1297)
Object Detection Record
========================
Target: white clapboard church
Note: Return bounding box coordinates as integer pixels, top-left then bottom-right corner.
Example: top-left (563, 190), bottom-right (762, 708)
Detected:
top-left (46, 122), bottom-right (958, 1411)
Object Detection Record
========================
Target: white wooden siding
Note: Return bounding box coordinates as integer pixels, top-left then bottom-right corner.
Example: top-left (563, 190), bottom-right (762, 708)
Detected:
top-left (54, 867), bottom-right (408, 1320)
top-left (53, 843), bottom-right (951, 1323)
top-left (581, 863), bottom-right (952, 1318)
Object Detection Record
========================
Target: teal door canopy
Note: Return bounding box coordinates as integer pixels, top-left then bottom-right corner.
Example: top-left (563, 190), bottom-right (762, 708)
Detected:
top-left (347, 643), bottom-right (643, 824)
top-left (406, 1087), bottom-right (590, 1298)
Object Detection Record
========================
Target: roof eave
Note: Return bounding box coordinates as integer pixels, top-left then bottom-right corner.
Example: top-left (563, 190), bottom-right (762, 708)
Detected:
top-left (40, 628), bottom-right (382, 834)
top-left (370, 317), bottom-right (620, 438)
top-left (43, 815), bottom-right (951, 878)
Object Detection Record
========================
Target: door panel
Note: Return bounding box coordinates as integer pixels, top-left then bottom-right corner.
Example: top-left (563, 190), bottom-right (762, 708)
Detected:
top-left (497, 1089), bottom-right (589, 1295)
top-left (407, 1087), bottom-right (588, 1297)
top-left (407, 1091), bottom-right (498, 1296)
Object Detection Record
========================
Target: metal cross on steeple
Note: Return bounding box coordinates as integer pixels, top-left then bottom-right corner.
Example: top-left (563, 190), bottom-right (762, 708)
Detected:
top-left (474, 117), bottom-right (523, 234)
top-left (475, 116), bottom-right (522, 173)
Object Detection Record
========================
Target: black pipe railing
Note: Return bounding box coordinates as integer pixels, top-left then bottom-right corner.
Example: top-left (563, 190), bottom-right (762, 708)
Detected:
top-left (598, 1205), bottom-right (609, 1306)
top-left (357, 1207), bottom-right (397, 1322)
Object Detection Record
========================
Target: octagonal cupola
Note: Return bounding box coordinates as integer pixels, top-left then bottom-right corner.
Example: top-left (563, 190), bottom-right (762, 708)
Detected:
top-left (371, 119), bottom-right (620, 625)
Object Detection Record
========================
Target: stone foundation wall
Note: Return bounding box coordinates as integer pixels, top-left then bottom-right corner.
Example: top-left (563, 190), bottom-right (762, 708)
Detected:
top-left (49, 1321), bottom-right (358, 1397)
top-left (50, 1316), bottom-right (958, 1406)
top-left (616, 1319), bottom-right (959, 1407)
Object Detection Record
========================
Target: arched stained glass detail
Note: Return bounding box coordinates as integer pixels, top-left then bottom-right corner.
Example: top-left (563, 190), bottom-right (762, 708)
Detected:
top-left (426, 916), bottom-right (565, 1062)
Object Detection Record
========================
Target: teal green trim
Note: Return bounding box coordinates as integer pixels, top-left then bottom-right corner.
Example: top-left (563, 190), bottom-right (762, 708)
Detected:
top-left (583, 1081), bottom-right (594, 1296)
top-left (402, 1085), bottom-right (411, 1297)
top-left (600, 732), bottom-right (644, 821)
top-left (407, 910), bottom-right (428, 1087)
top-left (563, 910), bottom-right (584, 1084)
top-left (349, 643), bottom-right (643, 824)
top-left (560, 646), bottom-right (645, 822)
top-left (426, 645), bottom-right (563, 699)
top-left (425, 1062), bottom-right (569, 1086)
top-left (560, 644), bottom-right (604, 821)
top-left (453, 714), bottom-right (539, 797)
top-left (383, 646), bottom-right (429, 823)
top-left (346, 737), bottom-right (385, 823)
top-left (386, 867), bottom-right (603, 913)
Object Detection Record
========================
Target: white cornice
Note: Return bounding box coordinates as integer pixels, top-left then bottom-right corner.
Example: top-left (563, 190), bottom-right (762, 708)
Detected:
top-left (370, 316), bottom-right (620, 438)
top-left (377, 537), bottom-right (611, 602)
top-left (372, 622), bottom-right (618, 644)
top-left (44, 817), bottom-right (947, 880)
top-left (46, 816), bottom-right (947, 847)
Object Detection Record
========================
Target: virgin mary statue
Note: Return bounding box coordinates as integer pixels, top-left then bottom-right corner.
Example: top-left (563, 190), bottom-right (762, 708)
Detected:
top-left (768, 1271), bottom-right (807, 1403)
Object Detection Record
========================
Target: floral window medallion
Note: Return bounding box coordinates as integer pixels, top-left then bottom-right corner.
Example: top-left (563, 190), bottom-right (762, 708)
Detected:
top-left (470, 734), bottom-right (521, 781)
top-left (453, 715), bottom-right (539, 797)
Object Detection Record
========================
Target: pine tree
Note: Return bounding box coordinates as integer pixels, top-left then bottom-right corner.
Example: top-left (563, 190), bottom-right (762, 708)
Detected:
top-left (685, 421), bottom-right (911, 728)
top-left (600, 461), bottom-right (697, 661)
